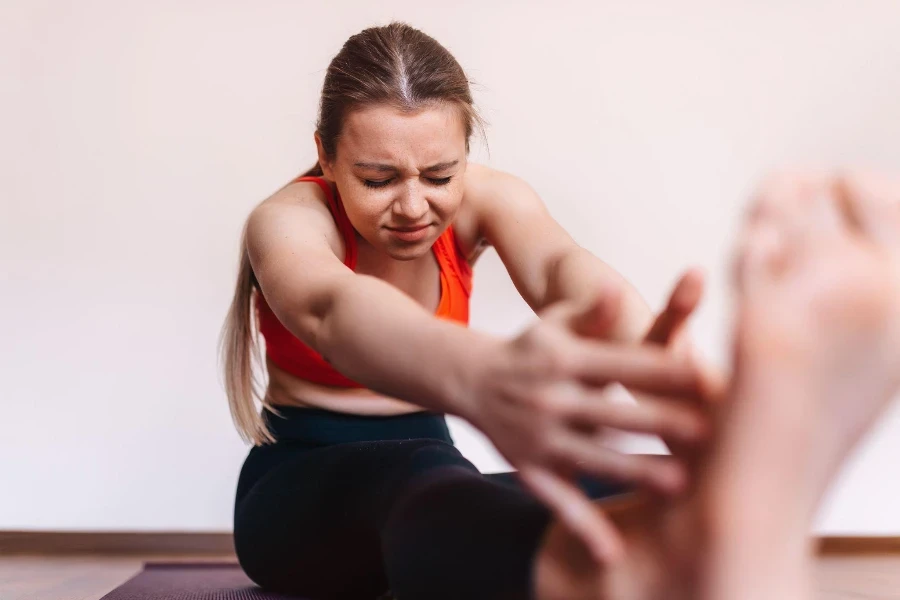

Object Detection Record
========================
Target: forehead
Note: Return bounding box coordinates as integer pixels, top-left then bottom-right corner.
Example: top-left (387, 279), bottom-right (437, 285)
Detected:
top-left (338, 103), bottom-right (466, 164)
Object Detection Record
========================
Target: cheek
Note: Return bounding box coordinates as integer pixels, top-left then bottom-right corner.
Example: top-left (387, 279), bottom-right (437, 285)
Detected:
top-left (431, 182), bottom-right (464, 217)
top-left (340, 190), bottom-right (391, 230)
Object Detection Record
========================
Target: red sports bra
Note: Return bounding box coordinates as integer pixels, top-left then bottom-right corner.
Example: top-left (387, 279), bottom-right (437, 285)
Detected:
top-left (256, 176), bottom-right (474, 388)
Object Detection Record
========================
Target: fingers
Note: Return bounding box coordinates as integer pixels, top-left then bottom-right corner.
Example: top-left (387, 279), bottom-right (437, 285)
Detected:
top-left (644, 268), bottom-right (705, 347)
top-left (547, 435), bottom-right (687, 495)
top-left (695, 355), bottom-right (729, 403)
top-left (518, 465), bottom-right (624, 565)
top-left (565, 392), bottom-right (708, 444)
top-left (566, 340), bottom-right (704, 398)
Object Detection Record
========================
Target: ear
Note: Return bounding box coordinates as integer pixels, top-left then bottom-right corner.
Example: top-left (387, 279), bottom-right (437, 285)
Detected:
top-left (314, 133), bottom-right (336, 180)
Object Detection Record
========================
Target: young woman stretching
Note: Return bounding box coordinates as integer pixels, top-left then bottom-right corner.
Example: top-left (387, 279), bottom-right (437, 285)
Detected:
top-left (223, 22), bottom-right (717, 600)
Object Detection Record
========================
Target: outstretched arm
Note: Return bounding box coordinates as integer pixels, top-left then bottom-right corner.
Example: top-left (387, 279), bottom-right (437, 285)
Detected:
top-left (467, 164), bottom-right (693, 346)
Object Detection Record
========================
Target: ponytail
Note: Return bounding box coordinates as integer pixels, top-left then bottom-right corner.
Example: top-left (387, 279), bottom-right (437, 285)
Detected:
top-left (219, 226), bottom-right (276, 445)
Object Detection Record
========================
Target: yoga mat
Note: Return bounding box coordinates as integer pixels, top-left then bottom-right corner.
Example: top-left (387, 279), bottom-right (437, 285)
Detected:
top-left (100, 563), bottom-right (308, 600)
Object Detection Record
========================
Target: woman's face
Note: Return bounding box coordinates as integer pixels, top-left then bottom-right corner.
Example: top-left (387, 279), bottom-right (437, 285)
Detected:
top-left (318, 103), bottom-right (468, 261)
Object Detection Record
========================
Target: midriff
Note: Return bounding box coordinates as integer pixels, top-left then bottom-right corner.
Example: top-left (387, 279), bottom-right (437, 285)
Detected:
top-left (264, 357), bottom-right (426, 415)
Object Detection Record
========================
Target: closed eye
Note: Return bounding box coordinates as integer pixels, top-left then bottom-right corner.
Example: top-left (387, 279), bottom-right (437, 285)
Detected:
top-left (363, 179), bottom-right (392, 189)
top-left (362, 176), bottom-right (453, 189)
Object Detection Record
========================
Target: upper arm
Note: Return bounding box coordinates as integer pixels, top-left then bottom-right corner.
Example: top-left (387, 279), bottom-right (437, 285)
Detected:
top-left (246, 182), bottom-right (352, 345)
top-left (466, 165), bottom-right (578, 310)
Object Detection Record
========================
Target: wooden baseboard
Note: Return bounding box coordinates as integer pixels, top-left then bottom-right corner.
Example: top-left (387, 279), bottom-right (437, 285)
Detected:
top-left (0, 531), bottom-right (235, 556)
top-left (0, 531), bottom-right (897, 557)
top-left (817, 536), bottom-right (900, 555)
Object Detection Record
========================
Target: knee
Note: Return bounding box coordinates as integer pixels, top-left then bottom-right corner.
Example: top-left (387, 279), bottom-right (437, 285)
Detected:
top-left (392, 438), bottom-right (478, 478)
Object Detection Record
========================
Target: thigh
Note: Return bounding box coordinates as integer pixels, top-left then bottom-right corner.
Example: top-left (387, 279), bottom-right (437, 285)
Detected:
top-left (380, 464), bottom-right (553, 600)
top-left (234, 438), bottom-right (476, 599)
top-left (378, 470), bottom-right (630, 600)
top-left (485, 471), bottom-right (633, 500)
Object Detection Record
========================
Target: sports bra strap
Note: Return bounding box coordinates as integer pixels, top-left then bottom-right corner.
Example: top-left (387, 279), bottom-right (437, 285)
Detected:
top-left (295, 175), bottom-right (357, 269)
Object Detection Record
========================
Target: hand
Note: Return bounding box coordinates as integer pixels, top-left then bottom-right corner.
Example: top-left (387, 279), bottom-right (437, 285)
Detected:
top-left (643, 268), bottom-right (728, 402)
top-left (636, 269), bottom-right (728, 466)
top-left (466, 292), bottom-right (711, 563)
top-left (644, 268), bottom-right (704, 353)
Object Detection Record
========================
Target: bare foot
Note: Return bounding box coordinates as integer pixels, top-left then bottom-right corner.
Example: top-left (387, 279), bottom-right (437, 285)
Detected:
top-left (697, 171), bottom-right (900, 600)
top-left (534, 171), bottom-right (900, 600)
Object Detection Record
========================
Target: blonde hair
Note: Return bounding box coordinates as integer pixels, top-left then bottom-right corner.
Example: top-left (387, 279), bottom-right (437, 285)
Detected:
top-left (219, 226), bottom-right (277, 445)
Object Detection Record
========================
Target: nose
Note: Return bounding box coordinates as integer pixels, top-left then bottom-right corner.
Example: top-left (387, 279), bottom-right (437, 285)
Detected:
top-left (392, 180), bottom-right (429, 223)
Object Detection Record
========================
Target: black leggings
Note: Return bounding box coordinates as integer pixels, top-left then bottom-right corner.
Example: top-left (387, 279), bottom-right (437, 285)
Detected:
top-left (233, 406), bottom-right (628, 600)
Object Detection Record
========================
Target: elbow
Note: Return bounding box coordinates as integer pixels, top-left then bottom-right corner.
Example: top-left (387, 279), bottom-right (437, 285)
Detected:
top-left (305, 275), bottom-right (356, 360)
top-left (539, 246), bottom-right (580, 309)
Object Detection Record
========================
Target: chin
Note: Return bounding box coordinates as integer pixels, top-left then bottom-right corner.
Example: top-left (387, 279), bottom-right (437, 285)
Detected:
top-left (386, 243), bottom-right (430, 261)
top-left (381, 235), bottom-right (435, 261)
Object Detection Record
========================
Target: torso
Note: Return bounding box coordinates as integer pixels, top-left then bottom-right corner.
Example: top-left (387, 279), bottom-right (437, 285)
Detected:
top-left (264, 164), bottom-right (491, 415)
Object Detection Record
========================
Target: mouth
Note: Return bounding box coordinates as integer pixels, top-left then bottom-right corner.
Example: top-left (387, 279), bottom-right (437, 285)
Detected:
top-left (385, 223), bottom-right (434, 242)
top-left (387, 224), bottom-right (431, 232)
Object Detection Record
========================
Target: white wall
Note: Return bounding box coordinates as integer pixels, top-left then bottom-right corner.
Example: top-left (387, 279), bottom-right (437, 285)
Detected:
top-left (2, 0), bottom-right (899, 533)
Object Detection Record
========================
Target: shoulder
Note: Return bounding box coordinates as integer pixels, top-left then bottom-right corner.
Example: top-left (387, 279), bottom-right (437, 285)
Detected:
top-left (246, 178), bottom-right (344, 260)
top-left (456, 163), bottom-right (545, 247)
top-left (463, 163), bottom-right (535, 200)
top-left (462, 163), bottom-right (544, 223)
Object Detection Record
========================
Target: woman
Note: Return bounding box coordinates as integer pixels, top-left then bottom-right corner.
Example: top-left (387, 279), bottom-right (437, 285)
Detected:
top-left (222, 22), bottom-right (712, 600)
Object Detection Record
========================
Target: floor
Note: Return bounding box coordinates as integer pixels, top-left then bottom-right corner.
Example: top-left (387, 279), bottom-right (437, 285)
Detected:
top-left (0, 555), bottom-right (232, 600)
top-left (2, 555), bottom-right (899, 600)
top-left (815, 556), bottom-right (900, 599)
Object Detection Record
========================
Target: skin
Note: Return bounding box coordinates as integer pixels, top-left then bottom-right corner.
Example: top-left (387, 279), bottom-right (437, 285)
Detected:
top-left (246, 101), bottom-right (715, 591)
top-left (533, 171), bottom-right (900, 600)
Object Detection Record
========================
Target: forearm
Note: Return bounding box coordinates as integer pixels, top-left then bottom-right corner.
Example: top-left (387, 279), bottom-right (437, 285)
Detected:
top-left (544, 246), bottom-right (655, 343)
top-left (315, 274), bottom-right (501, 420)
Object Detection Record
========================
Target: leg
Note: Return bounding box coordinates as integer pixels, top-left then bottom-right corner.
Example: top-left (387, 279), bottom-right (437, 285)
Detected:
top-left (696, 172), bottom-right (900, 599)
top-left (236, 436), bottom-right (557, 600)
top-left (485, 471), bottom-right (632, 500)
top-left (381, 463), bottom-right (553, 600)
top-left (533, 171), bottom-right (900, 600)
top-left (234, 439), bottom-right (435, 598)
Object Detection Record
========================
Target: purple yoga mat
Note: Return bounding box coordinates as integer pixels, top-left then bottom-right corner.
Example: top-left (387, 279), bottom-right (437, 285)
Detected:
top-left (99, 563), bottom-right (309, 600)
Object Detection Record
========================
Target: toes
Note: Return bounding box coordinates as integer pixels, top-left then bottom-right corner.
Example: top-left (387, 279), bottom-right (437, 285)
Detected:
top-left (754, 170), bottom-right (843, 238)
top-left (836, 171), bottom-right (900, 247)
top-left (737, 171), bottom-right (833, 292)
top-left (737, 168), bottom-right (900, 296)
top-left (733, 220), bottom-right (788, 294)
top-left (748, 171), bottom-right (824, 224)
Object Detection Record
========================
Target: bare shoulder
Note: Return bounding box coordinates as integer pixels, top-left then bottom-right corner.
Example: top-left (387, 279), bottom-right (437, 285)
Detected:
top-left (246, 180), bottom-right (344, 260)
top-left (457, 163), bottom-right (544, 251)
top-left (464, 162), bottom-right (532, 196)
top-left (463, 163), bottom-right (542, 218)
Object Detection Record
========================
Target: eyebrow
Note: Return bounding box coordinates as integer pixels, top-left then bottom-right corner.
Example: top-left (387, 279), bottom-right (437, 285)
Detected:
top-left (353, 160), bottom-right (459, 173)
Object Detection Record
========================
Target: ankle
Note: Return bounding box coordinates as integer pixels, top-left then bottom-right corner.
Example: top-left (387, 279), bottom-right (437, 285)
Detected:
top-left (699, 540), bottom-right (815, 600)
